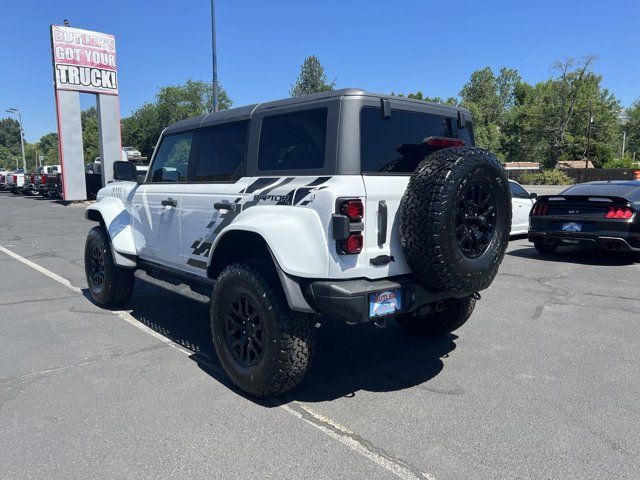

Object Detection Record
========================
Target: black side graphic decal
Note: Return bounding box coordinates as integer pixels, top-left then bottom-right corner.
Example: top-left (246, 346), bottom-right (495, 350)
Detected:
top-left (244, 177), bottom-right (280, 194)
top-left (187, 258), bottom-right (207, 270)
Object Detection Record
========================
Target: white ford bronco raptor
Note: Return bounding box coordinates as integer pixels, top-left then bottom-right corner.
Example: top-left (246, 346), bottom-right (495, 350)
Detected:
top-left (84, 89), bottom-right (511, 397)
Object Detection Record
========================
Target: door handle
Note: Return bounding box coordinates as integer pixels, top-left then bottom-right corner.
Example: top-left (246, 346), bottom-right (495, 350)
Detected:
top-left (214, 202), bottom-right (237, 211)
top-left (378, 200), bottom-right (387, 247)
top-left (161, 198), bottom-right (177, 207)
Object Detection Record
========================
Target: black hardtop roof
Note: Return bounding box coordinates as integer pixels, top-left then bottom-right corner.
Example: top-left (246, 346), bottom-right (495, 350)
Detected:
top-left (163, 88), bottom-right (470, 135)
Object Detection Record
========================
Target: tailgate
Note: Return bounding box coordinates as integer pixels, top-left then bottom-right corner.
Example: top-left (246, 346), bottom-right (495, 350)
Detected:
top-left (361, 176), bottom-right (412, 277)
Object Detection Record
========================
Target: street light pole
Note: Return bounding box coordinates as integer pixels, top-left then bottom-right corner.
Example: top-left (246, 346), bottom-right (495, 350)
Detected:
top-left (210, 0), bottom-right (219, 113)
top-left (6, 108), bottom-right (27, 172)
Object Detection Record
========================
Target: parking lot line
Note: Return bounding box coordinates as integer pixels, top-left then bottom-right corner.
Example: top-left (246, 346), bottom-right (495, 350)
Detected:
top-left (0, 243), bottom-right (436, 480)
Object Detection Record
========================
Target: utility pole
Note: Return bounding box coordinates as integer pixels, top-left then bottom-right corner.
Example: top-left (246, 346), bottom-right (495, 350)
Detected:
top-left (621, 131), bottom-right (627, 158)
top-left (6, 108), bottom-right (26, 172)
top-left (210, 0), bottom-right (219, 113)
top-left (585, 100), bottom-right (593, 169)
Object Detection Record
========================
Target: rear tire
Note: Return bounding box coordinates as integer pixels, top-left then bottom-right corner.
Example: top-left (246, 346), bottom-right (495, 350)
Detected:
top-left (397, 296), bottom-right (476, 336)
top-left (84, 226), bottom-right (135, 307)
top-left (210, 260), bottom-right (316, 398)
top-left (534, 240), bottom-right (557, 254)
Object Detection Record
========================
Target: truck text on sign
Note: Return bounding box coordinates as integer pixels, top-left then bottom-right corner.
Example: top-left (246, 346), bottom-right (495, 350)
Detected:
top-left (51, 26), bottom-right (118, 95)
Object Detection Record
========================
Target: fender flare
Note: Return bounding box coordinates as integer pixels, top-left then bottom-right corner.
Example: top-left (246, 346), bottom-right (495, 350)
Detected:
top-left (209, 206), bottom-right (330, 278)
top-left (85, 197), bottom-right (137, 267)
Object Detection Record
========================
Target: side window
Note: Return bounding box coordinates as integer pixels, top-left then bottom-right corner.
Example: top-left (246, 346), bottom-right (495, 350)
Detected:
top-left (258, 108), bottom-right (327, 171)
top-left (191, 122), bottom-right (248, 182)
top-left (509, 182), bottom-right (529, 199)
top-left (148, 132), bottom-right (193, 183)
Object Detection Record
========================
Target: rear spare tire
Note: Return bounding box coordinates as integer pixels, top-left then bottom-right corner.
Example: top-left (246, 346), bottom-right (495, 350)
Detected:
top-left (399, 147), bottom-right (511, 294)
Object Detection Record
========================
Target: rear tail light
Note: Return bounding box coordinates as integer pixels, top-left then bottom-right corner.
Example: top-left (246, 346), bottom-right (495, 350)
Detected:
top-left (41, 174), bottom-right (47, 184)
top-left (531, 203), bottom-right (549, 216)
top-left (424, 137), bottom-right (466, 148)
top-left (605, 206), bottom-right (633, 219)
top-left (12, 175), bottom-right (17, 182)
top-left (340, 199), bottom-right (364, 220)
top-left (334, 198), bottom-right (364, 254)
top-left (341, 234), bottom-right (363, 254)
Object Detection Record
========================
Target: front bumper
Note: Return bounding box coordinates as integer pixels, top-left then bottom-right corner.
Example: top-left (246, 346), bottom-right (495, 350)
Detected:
top-left (303, 276), bottom-right (469, 324)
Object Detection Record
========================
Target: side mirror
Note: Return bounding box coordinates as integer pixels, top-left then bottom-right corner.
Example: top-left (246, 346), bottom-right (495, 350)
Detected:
top-left (113, 161), bottom-right (136, 181)
top-left (529, 192), bottom-right (538, 199)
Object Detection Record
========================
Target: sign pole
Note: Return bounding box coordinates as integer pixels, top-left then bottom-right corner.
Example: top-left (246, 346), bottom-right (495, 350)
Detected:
top-left (211, 0), bottom-right (219, 112)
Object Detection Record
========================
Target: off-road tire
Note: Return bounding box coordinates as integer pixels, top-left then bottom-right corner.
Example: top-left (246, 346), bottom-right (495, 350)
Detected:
top-left (399, 147), bottom-right (511, 294)
top-left (84, 226), bottom-right (135, 307)
top-left (534, 240), bottom-right (557, 255)
top-left (397, 296), bottom-right (476, 336)
top-left (210, 260), bottom-right (316, 398)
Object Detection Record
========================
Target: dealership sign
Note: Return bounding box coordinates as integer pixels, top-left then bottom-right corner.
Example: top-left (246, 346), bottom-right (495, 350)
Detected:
top-left (51, 25), bottom-right (118, 95)
top-left (50, 25), bottom-right (122, 201)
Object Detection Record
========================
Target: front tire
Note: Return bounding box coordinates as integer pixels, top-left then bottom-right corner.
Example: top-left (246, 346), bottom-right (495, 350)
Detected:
top-left (397, 296), bottom-right (476, 336)
top-left (84, 226), bottom-right (134, 307)
top-left (211, 261), bottom-right (316, 398)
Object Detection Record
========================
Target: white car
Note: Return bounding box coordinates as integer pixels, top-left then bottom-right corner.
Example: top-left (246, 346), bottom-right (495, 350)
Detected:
top-left (509, 180), bottom-right (536, 235)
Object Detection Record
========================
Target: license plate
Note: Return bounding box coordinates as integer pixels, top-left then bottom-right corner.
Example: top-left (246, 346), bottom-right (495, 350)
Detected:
top-left (562, 222), bottom-right (582, 232)
top-left (369, 289), bottom-right (402, 318)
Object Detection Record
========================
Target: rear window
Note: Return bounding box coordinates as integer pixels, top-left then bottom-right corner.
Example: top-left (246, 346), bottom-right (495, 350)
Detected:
top-left (561, 183), bottom-right (640, 201)
top-left (360, 107), bottom-right (473, 173)
top-left (258, 108), bottom-right (327, 171)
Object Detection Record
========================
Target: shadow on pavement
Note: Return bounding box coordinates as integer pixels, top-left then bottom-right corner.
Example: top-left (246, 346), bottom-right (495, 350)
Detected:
top-left (508, 245), bottom-right (638, 265)
top-left (84, 282), bottom-right (457, 404)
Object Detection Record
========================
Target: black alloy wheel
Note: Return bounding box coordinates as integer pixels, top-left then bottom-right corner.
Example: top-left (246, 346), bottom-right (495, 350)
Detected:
top-left (89, 245), bottom-right (105, 292)
top-left (455, 181), bottom-right (497, 259)
top-left (224, 295), bottom-right (265, 367)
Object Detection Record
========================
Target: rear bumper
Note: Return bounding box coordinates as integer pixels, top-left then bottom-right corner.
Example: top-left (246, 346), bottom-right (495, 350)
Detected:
top-left (303, 276), bottom-right (468, 324)
top-left (529, 230), bottom-right (640, 252)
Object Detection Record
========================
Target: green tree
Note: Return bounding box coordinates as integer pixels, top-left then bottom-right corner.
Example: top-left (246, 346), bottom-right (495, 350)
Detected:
top-left (121, 79), bottom-right (232, 159)
top-left (392, 91), bottom-right (458, 105)
top-left (501, 57), bottom-right (620, 167)
top-left (290, 55), bottom-right (335, 97)
top-left (0, 117), bottom-right (23, 169)
top-left (624, 100), bottom-right (640, 160)
top-left (459, 67), bottom-right (521, 155)
top-left (37, 133), bottom-right (59, 165)
top-left (81, 107), bottom-right (100, 163)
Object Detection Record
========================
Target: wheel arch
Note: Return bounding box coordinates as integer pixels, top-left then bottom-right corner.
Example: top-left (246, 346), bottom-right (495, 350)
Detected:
top-left (208, 229), bottom-right (315, 313)
top-left (85, 198), bottom-right (138, 268)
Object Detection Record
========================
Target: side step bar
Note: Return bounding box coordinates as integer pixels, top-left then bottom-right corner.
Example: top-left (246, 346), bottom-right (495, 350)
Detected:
top-left (134, 269), bottom-right (211, 304)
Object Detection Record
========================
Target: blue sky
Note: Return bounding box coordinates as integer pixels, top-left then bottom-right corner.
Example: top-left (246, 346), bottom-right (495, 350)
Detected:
top-left (1, 0), bottom-right (638, 142)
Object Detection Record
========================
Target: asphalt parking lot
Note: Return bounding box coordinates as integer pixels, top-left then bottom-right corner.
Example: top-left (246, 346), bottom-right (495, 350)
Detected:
top-left (1, 192), bottom-right (638, 480)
